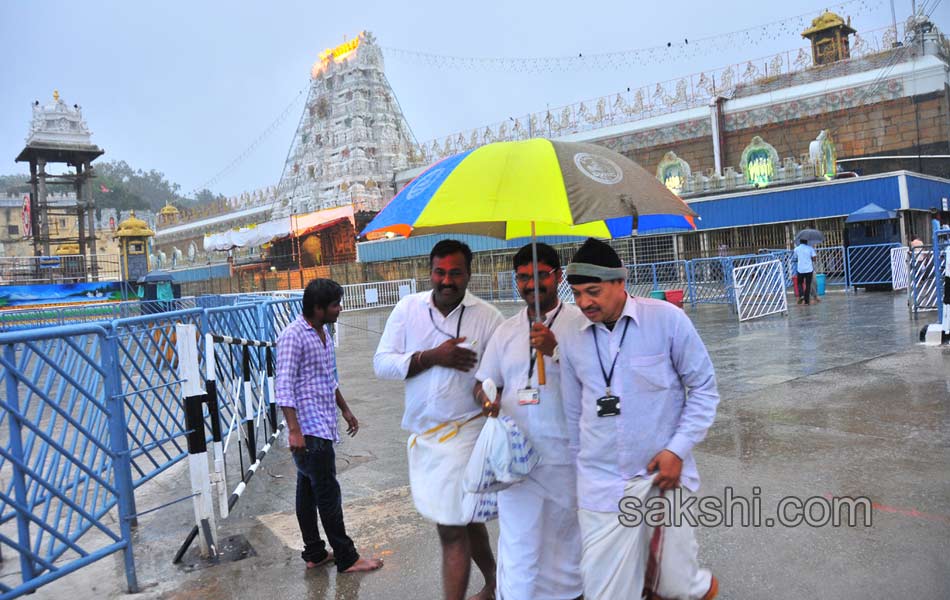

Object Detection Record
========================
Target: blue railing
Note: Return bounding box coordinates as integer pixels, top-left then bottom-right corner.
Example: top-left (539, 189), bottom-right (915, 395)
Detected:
top-left (0, 298), bottom-right (201, 334)
top-left (846, 243), bottom-right (902, 288)
top-left (933, 224), bottom-right (949, 325)
top-left (626, 260), bottom-right (689, 298)
top-left (0, 323), bottom-right (137, 599)
top-left (0, 295), bottom-right (302, 599)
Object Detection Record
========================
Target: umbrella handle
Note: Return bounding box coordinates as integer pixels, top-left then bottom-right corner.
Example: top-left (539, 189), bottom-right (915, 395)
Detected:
top-left (537, 353), bottom-right (546, 386)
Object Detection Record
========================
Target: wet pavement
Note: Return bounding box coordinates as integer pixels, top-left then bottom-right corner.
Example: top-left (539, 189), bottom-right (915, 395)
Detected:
top-left (14, 290), bottom-right (950, 599)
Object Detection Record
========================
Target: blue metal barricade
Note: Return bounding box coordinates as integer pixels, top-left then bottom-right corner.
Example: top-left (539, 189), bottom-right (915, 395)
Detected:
top-left (0, 324), bottom-right (138, 598)
top-left (111, 309), bottom-right (203, 488)
top-left (686, 257), bottom-right (731, 307)
top-left (815, 247), bottom-right (846, 286)
top-left (933, 225), bottom-right (950, 325)
top-left (909, 246), bottom-right (937, 314)
top-left (845, 243), bottom-right (902, 289)
top-left (0, 294), bottom-right (307, 598)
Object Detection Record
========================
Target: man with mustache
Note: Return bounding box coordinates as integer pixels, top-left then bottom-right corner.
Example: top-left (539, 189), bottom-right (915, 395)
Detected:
top-left (375, 239), bottom-right (504, 600)
top-left (559, 238), bottom-right (719, 600)
top-left (276, 278), bottom-right (383, 574)
top-left (475, 243), bottom-right (586, 600)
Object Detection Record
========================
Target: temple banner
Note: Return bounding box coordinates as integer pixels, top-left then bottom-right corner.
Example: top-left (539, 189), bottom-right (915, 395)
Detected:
top-left (0, 282), bottom-right (125, 308)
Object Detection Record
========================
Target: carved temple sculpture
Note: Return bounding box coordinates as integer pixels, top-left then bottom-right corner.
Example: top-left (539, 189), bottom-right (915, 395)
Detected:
top-left (740, 136), bottom-right (781, 188)
top-left (656, 151), bottom-right (692, 195)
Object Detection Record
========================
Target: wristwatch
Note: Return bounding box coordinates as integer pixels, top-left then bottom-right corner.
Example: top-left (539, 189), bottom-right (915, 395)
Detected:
top-left (551, 344), bottom-right (560, 363)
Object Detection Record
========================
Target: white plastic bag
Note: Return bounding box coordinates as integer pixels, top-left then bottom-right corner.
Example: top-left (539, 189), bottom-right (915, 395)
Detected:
top-left (463, 410), bottom-right (541, 493)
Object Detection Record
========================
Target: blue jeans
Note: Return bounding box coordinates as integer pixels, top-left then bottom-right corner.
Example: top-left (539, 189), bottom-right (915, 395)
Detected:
top-left (292, 435), bottom-right (359, 571)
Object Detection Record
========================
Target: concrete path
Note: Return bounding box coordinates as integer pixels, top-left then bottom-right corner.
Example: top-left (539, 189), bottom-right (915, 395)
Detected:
top-left (12, 291), bottom-right (950, 599)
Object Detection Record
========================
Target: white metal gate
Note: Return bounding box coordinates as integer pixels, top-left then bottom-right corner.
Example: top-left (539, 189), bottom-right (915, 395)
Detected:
top-left (890, 246), bottom-right (910, 291)
top-left (733, 260), bottom-right (788, 322)
top-left (909, 248), bottom-right (936, 313)
top-left (340, 279), bottom-right (416, 311)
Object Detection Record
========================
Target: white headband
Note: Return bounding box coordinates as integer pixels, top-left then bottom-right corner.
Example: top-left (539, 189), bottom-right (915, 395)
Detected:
top-left (565, 262), bottom-right (628, 281)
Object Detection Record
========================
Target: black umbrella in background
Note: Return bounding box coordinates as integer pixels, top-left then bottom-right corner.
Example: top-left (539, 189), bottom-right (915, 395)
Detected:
top-left (794, 229), bottom-right (824, 245)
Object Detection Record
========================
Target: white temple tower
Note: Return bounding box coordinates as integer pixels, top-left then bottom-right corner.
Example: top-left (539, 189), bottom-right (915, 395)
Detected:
top-left (275, 31), bottom-right (419, 217)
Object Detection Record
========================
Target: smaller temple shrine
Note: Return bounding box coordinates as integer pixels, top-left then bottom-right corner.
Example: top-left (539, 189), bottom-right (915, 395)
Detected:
top-left (15, 91), bottom-right (104, 275)
top-left (801, 11), bottom-right (856, 65)
top-left (114, 211), bottom-right (154, 282)
top-left (158, 202), bottom-right (180, 227)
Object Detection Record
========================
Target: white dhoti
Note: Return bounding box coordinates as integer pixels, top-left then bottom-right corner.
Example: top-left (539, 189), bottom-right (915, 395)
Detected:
top-left (407, 415), bottom-right (496, 525)
top-left (578, 477), bottom-right (713, 600)
top-left (496, 464), bottom-right (583, 600)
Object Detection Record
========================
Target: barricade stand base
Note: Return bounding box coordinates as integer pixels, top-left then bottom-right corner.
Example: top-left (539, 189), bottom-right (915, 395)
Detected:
top-left (175, 534), bottom-right (257, 571)
top-left (922, 324), bottom-right (948, 345)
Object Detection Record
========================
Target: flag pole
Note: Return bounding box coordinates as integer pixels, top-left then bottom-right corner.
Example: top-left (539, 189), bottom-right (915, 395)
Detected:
top-left (531, 221), bottom-right (546, 385)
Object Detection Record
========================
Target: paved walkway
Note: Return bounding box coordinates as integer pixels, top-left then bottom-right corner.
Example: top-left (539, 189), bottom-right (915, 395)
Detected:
top-left (16, 291), bottom-right (950, 599)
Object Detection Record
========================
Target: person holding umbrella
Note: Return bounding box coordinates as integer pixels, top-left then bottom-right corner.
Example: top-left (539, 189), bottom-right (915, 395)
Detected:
top-left (559, 238), bottom-right (719, 600)
top-left (794, 238), bottom-right (818, 305)
top-left (475, 242), bottom-right (587, 600)
top-left (374, 240), bottom-right (503, 600)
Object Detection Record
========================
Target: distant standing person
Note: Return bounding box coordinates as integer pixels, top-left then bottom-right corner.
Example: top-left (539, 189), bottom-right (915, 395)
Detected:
top-left (910, 236), bottom-right (925, 261)
top-left (275, 278), bottom-right (384, 574)
top-left (794, 239), bottom-right (817, 305)
top-left (374, 240), bottom-right (504, 600)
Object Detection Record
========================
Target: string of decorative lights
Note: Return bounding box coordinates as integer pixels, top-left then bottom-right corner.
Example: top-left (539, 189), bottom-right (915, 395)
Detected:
top-left (380, 0), bottom-right (883, 72)
top-left (189, 87), bottom-right (307, 199)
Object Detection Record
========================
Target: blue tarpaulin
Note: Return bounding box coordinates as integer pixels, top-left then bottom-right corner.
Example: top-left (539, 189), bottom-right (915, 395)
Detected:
top-left (845, 203), bottom-right (897, 223)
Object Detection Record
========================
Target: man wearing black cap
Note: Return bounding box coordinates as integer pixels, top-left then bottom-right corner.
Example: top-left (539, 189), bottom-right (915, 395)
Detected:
top-left (558, 238), bottom-right (720, 600)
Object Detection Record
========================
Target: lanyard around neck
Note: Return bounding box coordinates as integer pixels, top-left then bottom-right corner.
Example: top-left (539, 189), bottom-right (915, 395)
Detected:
top-left (591, 317), bottom-right (631, 394)
top-left (527, 303), bottom-right (563, 382)
top-left (428, 304), bottom-right (465, 340)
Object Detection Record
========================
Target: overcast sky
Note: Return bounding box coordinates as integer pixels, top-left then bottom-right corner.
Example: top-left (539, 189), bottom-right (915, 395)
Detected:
top-left (0, 0), bottom-right (942, 198)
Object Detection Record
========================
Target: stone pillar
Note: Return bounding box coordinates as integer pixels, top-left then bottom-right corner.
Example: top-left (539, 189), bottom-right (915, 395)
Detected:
top-left (709, 97), bottom-right (726, 176)
top-left (29, 162), bottom-right (40, 257)
top-left (85, 162), bottom-right (99, 281)
top-left (36, 158), bottom-right (50, 257)
top-left (76, 163), bottom-right (88, 267)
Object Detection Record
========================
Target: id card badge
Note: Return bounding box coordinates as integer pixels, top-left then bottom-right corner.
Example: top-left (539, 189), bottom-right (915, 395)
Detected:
top-left (518, 387), bottom-right (540, 405)
top-left (596, 394), bottom-right (621, 417)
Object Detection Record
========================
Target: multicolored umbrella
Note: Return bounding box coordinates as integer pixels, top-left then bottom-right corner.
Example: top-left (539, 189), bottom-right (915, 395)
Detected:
top-left (361, 138), bottom-right (698, 384)
top-left (361, 138), bottom-right (697, 240)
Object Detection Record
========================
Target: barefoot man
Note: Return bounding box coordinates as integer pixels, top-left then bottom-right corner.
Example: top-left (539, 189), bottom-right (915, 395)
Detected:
top-left (375, 240), bottom-right (504, 600)
top-left (559, 238), bottom-right (720, 600)
top-left (275, 278), bottom-right (383, 574)
top-left (476, 243), bottom-right (586, 600)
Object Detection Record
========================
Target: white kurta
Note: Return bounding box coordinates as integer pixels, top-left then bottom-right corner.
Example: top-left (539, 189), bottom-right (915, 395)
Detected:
top-left (477, 302), bottom-right (587, 599)
top-left (375, 290), bottom-right (504, 433)
top-left (578, 477), bottom-right (712, 600)
top-left (375, 290), bottom-right (504, 524)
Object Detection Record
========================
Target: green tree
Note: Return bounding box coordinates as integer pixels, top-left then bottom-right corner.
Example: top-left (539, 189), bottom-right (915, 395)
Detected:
top-left (194, 188), bottom-right (226, 205)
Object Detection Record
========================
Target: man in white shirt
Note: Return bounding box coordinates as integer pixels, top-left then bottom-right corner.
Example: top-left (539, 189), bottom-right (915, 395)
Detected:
top-left (374, 240), bottom-right (504, 600)
top-left (476, 243), bottom-right (586, 600)
top-left (559, 238), bottom-right (720, 600)
top-left (794, 239), bottom-right (818, 305)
